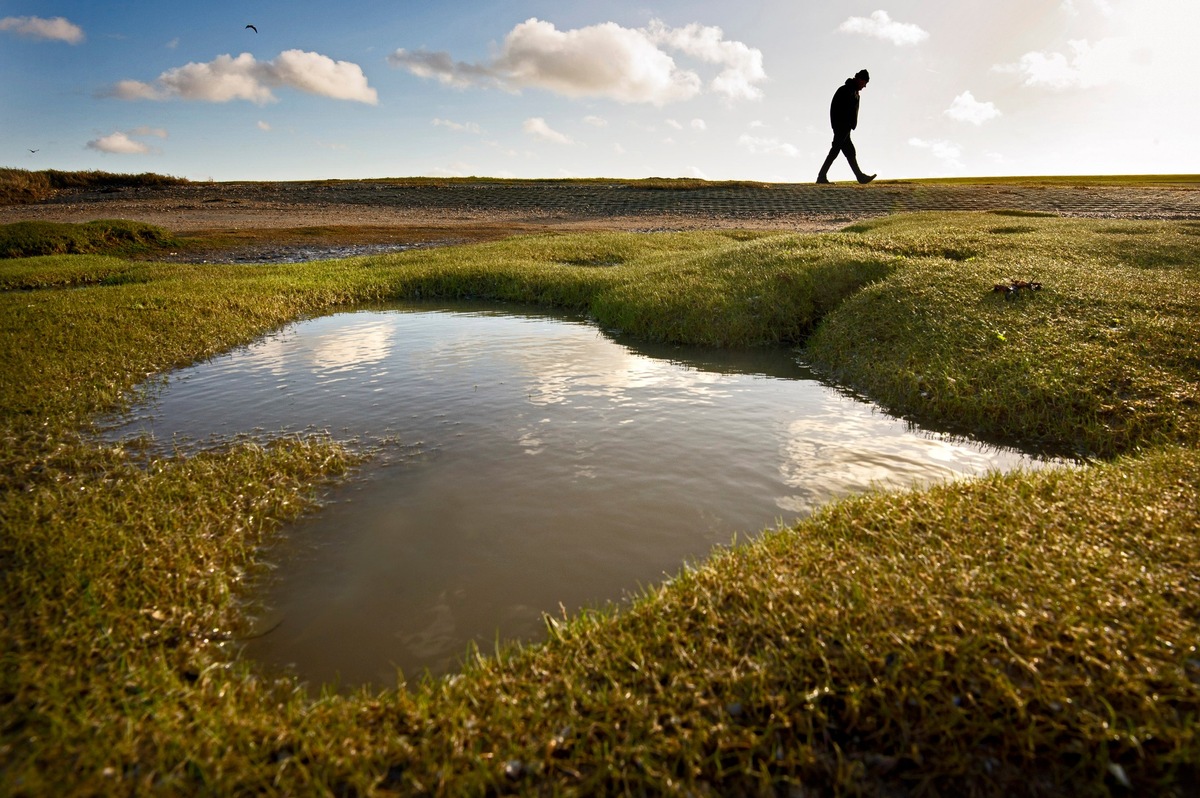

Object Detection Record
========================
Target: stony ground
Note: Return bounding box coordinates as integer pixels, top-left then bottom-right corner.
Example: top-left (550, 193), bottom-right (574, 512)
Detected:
top-left (3, 178), bottom-right (1197, 260)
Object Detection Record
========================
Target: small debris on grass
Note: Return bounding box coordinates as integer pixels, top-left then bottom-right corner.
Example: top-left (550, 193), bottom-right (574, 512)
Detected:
top-left (991, 279), bottom-right (1043, 299)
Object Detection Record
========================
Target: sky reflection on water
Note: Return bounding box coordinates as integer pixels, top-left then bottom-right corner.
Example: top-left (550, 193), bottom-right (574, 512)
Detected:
top-left (105, 301), bottom-right (1049, 687)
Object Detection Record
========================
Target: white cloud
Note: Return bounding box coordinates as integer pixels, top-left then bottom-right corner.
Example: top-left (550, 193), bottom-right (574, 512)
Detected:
top-left (110, 80), bottom-right (164, 101)
top-left (644, 20), bottom-right (766, 100)
top-left (909, 137), bottom-right (964, 169)
top-left (166, 37), bottom-right (179, 50)
top-left (584, 115), bottom-right (608, 126)
top-left (691, 118), bottom-right (707, 130)
top-left (614, 143), bottom-right (626, 155)
top-left (388, 17), bottom-right (765, 105)
top-left (109, 50), bottom-right (378, 104)
top-left (86, 128), bottom-right (166, 155)
top-left (523, 117), bottom-right (573, 144)
top-left (433, 118), bottom-right (482, 134)
top-left (993, 38), bottom-right (1143, 90)
top-left (738, 134), bottom-right (799, 157)
top-left (88, 133), bottom-right (149, 155)
top-left (838, 10), bottom-right (929, 47)
top-left (944, 91), bottom-right (1001, 124)
top-left (257, 120), bottom-right (271, 131)
top-left (665, 119), bottom-right (683, 130)
top-left (684, 166), bottom-right (710, 179)
top-left (0, 15), bottom-right (84, 44)
top-left (997, 1), bottom-right (1195, 95)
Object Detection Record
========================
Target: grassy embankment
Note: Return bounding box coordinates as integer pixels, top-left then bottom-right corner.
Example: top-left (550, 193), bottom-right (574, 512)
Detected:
top-left (2, 212), bottom-right (1199, 795)
top-left (0, 168), bottom-right (187, 206)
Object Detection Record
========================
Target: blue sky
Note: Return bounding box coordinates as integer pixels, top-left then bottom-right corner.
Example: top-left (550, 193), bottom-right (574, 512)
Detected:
top-left (3, 0), bottom-right (1197, 181)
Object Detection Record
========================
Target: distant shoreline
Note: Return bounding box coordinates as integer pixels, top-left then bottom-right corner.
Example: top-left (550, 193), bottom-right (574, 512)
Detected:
top-left (2, 177), bottom-right (1197, 238)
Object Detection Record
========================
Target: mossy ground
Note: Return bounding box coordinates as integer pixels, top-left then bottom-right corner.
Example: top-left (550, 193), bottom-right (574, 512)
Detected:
top-left (2, 212), bottom-right (1198, 795)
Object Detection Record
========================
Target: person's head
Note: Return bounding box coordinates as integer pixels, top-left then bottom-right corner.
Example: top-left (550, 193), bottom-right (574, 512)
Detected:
top-left (854, 69), bottom-right (870, 89)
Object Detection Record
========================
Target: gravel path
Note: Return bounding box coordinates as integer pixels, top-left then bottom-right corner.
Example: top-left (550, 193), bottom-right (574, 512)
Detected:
top-left (3, 180), bottom-right (1197, 236)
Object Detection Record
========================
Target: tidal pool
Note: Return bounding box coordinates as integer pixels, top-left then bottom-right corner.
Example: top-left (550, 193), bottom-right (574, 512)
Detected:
top-left (107, 301), bottom-right (1048, 687)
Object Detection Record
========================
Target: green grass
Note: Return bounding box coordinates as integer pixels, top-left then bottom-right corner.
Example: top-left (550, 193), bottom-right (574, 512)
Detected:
top-left (0, 219), bottom-right (178, 260)
top-left (2, 213), bottom-right (1198, 795)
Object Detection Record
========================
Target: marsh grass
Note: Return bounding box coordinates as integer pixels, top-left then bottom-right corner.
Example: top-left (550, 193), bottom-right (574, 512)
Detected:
top-left (0, 168), bottom-right (187, 205)
top-left (0, 219), bottom-right (178, 260)
top-left (807, 213), bottom-right (1200, 458)
top-left (2, 213), bottom-right (1199, 795)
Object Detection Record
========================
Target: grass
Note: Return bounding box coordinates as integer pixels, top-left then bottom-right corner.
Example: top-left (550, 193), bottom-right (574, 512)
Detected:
top-left (807, 213), bottom-right (1200, 459)
top-left (2, 213), bottom-right (1198, 795)
top-left (0, 168), bottom-right (187, 206)
top-left (0, 219), bottom-right (178, 260)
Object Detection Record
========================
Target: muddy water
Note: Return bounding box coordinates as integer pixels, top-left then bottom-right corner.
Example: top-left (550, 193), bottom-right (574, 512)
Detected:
top-left (107, 301), bottom-right (1048, 687)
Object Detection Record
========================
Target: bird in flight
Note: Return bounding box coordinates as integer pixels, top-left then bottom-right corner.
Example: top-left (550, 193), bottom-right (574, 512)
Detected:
top-left (245, 24), bottom-right (257, 33)
top-left (28, 149), bottom-right (39, 154)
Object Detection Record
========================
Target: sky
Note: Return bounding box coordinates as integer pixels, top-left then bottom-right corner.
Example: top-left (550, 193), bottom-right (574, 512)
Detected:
top-left (2, 0), bottom-right (1198, 182)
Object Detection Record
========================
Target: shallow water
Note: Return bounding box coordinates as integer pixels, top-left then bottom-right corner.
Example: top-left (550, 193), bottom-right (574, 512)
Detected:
top-left (172, 241), bottom-right (427, 264)
top-left (106, 301), bottom-right (1048, 687)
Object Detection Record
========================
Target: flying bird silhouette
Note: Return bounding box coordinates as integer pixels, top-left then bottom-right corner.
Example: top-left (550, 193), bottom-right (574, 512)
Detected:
top-left (245, 24), bottom-right (257, 33)
top-left (28, 149), bottom-right (39, 154)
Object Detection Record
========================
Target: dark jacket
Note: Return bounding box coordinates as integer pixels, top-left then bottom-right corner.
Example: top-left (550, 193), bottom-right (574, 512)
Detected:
top-left (830, 79), bottom-right (860, 132)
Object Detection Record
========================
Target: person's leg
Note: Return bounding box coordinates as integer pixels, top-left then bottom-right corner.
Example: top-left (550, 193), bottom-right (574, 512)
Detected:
top-left (840, 134), bottom-right (876, 184)
top-left (816, 145), bottom-right (839, 183)
top-left (817, 131), bottom-right (850, 183)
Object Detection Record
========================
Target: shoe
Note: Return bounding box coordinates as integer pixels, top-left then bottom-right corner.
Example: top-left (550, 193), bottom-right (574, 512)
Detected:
top-left (857, 173), bottom-right (876, 184)
top-left (816, 176), bottom-right (831, 184)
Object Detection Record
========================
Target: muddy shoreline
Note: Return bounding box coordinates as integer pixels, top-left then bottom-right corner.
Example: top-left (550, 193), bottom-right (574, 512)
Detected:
top-left (4, 178), bottom-right (1197, 262)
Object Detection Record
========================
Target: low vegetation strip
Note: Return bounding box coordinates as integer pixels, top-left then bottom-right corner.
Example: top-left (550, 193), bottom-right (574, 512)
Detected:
top-left (0, 168), bottom-right (187, 206)
top-left (1, 212), bottom-right (1198, 795)
top-left (0, 219), bottom-right (177, 260)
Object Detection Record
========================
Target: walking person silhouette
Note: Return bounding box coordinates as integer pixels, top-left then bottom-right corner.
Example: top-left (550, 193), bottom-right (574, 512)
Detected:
top-left (816, 69), bottom-right (876, 184)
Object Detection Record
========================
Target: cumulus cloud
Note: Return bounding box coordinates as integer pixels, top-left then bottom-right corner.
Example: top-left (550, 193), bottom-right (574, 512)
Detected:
top-left (108, 50), bottom-right (378, 104)
top-left (388, 17), bottom-right (765, 105)
top-left (944, 91), bottom-right (1001, 124)
top-left (909, 137), bottom-right (964, 169)
top-left (738, 134), bottom-right (799, 157)
top-left (433, 118), bottom-right (482, 133)
top-left (838, 10), bottom-right (929, 46)
top-left (86, 127), bottom-right (167, 155)
top-left (644, 19), bottom-right (766, 100)
top-left (523, 117), bottom-right (573, 144)
top-left (0, 15), bottom-right (84, 44)
top-left (992, 38), bottom-right (1143, 90)
top-left (997, 1), bottom-right (1193, 92)
top-left (691, 118), bottom-right (707, 130)
top-left (584, 115), bottom-right (608, 126)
